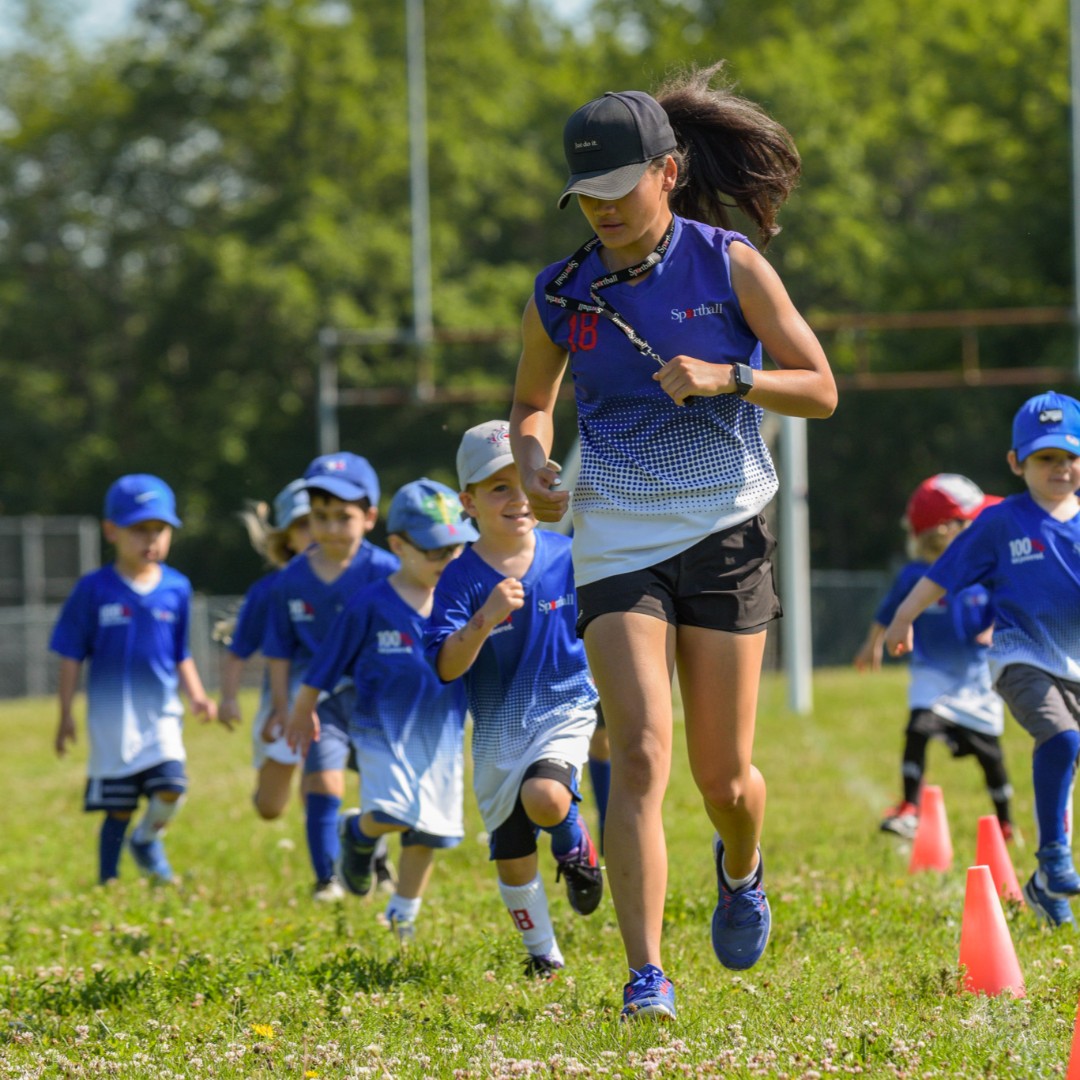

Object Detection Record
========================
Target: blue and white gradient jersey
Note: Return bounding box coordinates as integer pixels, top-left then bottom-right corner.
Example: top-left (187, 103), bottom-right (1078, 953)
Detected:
top-left (425, 530), bottom-right (598, 831)
top-left (229, 570), bottom-right (277, 660)
top-left (875, 560), bottom-right (1003, 736)
top-left (305, 579), bottom-right (466, 838)
top-left (928, 493), bottom-right (1080, 684)
top-left (262, 543), bottom-right (398, 694)
top-left (49, 564), bottom-right (192, 779)
top-left (535, 216), bottom-right (778, 586)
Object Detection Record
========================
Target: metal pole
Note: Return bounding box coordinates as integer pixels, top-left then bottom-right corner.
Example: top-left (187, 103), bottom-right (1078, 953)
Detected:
top-left (317, 327), bottom-right (340, 455)
top-left (779, 416), bottom-right (813, 714)
top-left (406, 0), bottom-right (435, 401)
top-left (1073, 0), bottom-right (1080, 376)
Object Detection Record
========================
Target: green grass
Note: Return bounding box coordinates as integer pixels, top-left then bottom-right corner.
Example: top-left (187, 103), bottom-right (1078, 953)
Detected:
top-left (1, 667), bottom-right (1078, 1078)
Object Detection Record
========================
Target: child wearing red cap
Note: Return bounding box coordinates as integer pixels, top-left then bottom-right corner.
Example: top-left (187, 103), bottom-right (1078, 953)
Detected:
top-left (854, 474), bottom-right (1013, 841)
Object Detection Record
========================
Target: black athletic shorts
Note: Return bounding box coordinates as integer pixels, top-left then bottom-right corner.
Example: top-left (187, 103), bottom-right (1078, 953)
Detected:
top-left (576, 513), bottom-right (782, 637)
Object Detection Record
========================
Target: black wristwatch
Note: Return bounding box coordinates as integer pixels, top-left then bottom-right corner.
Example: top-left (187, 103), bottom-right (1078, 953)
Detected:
top-left (733, 362), bottom-right (755, 398)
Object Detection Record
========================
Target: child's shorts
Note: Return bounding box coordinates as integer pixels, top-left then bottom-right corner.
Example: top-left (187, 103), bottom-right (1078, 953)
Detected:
top-left (303, 685), bottom-right (358, 775)
top-left (995, 664), bottom-right (1080, 749)
top-left (488, 759), bottom-right (581, 862)
top-left (251, 690), bottom-right (302, 769)
top-left (368, 810), bottom-right (462, 849)
top-left (85, 760), bottom-right (187, 813)
top-left (576, 514), bottom-right (782, 637)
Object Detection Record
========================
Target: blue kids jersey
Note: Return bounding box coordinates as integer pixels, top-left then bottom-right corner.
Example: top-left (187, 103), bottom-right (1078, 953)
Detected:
top-left (535, 216), bottom-right (778, 586)
top-left (875, 560), bottom-right (1003, 736)
top-left (262, 543), bottom-right (399, 687)
top-left (50, 564), bottom-right (192, 779)
top-left (305, 578), bottom-right (467, 838)
top-left (928, 492), bottom-right (1080, 683)
top-left (424, 530), bottom-right (598, 830)
top-left (229, 571), bottom-right (278, 660)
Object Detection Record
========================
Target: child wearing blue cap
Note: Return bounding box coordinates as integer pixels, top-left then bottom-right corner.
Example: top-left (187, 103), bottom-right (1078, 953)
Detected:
top-left (218, 479), bottom-right (312, 820)
top-left (262, 453), bottom-right (399, 901)
top-left (425, 421), bottom-right (603, 978)
top-left (50, 474), bottom-right (221, 885)
top-left (287, 478), bottom-right (478, 939)
top-left (886, 391), bottom-right (1080, 926)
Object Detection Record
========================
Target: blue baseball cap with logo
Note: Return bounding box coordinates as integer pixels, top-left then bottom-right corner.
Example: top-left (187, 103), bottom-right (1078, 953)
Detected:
top-left (303, 453), bottom-right (380, 504)
top-left (1012, 391), bottom-right (1080, 461)
top-left (104, 474), bottom-right (182, 528)
top-left (387, 478), bottom-right (479, 549)
top-left (272, 479), bottom-right (310, 530)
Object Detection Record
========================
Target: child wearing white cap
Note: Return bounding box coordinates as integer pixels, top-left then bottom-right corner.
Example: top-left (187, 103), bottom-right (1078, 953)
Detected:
top-left (886, 391), bottom-right (1080, 927)
top-left (217, 478), bottom-right (313, 821)
top-left (854, 473), bottom-right (1012, 841)
top-left (50, 474), bottom-right (221, 885)
top-left (288, 478), bottom-right (477, 939)
top-left (425, 421), bottom-right (602, 978)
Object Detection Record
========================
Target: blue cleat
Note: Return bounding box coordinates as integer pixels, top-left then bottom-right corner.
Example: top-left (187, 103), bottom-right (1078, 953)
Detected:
top-left (1023, 871), bottom-right (1075, 927)
top-left (128, 835), bottom-right (176, 883)
top-left (711, 838), bottom-right (771, 970)
top-left (1036, 842), bottom-right (1080, 898)
top-left (621, 964), bottom-right (676, 1021)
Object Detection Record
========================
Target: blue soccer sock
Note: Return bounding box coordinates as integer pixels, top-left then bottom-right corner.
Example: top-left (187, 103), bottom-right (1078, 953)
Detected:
top-left (543, 799), bottom-right (584, 858)
top-left (1033, 730), bottom-right (1080, 849)
top-left (305, 793), bottom-right (342, 883)
top-left (99, 814), bottom-right (130, 884)
top-left (588, 755), bottom-right (611, 835)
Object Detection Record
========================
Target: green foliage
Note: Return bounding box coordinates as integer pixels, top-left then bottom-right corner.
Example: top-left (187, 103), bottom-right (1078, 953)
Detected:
top-left (0, 0), bottom-right (1073, 587)
top-left (1, 671), bottom-right (1078, 1077)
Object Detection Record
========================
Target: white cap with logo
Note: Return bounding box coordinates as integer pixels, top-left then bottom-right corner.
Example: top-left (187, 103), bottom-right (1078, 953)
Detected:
top-left (456, 420), bottom-right (515, 490)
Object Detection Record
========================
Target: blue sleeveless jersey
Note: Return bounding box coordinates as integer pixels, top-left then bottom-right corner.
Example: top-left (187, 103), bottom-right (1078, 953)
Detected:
top-left (535, 216), bottom-right (778, 585)
top-left (229, 570), bottom-right (277, 660)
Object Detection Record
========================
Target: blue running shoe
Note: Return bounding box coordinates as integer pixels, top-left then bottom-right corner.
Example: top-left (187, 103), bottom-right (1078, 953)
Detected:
top-left (621, 965), bottom-right (676, 1021)
top-left (1036, 842), bottom-right (1080, 897)
top-left (711, 838), bottom-right (771, 970)
top-left (128, 835), bottom-right (175, 883)
top-left (335, 810), bottom-right (376, 896)
top-left (1023, 871), bottom-right (1075, 927)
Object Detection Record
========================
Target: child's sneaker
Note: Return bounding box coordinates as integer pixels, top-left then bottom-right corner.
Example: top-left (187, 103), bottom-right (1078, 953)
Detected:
top-left (335, 810), bottom-right (376, 896)
top-left (128, 836), bottom-right (176, 883)
top-left (711, 839), bottom-right (771, 970)
top-left (1023, 871), bottom-right (1075, 927)
top-left (620, 964), bottom-right (676, 1021)
top-left (1036, 841), bottom-right (1080, 897)
top-left (879, 801), bottom-right (918, 840)
top-left (312, 876), bottom-right (346, 902)
top-left (554, 823), bottom-right (604, 915)
top-left (523, 953), bottom-right (564, 980)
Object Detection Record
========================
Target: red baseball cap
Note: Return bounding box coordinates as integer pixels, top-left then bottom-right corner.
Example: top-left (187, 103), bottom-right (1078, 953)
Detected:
top-left (904, 474), bottom-right (1001, 535)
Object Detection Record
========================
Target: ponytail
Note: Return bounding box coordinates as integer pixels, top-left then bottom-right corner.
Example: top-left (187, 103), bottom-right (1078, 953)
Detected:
top-left (656, 61), bottom-right (800, 249)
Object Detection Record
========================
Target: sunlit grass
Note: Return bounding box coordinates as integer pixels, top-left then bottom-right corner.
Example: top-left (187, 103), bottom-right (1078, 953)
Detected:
top-left (1, 667), bottom-right (1076, 1077)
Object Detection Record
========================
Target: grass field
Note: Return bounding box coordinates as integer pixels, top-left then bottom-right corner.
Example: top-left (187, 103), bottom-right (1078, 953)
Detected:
top-left (1, 666), bottom-right (1078, 1078)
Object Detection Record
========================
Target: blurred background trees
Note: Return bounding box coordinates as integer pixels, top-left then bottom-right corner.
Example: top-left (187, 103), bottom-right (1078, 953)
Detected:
top-left (0, 0), bottom-right (1072, 588)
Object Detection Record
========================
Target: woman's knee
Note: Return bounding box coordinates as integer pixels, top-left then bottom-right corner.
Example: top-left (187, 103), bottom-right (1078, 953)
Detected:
top-left (698, 771), bottom-right (750, 813)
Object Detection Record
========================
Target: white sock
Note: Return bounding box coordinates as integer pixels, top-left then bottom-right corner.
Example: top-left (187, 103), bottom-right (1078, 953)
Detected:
top-left (721, 853), bottom-right (759, 892)
top-left (385, 894), bottom-right (422, 925)
top-left (498, 876), bottom-right (562, 962)
top-left (132, 795), bottom-right (184, 844)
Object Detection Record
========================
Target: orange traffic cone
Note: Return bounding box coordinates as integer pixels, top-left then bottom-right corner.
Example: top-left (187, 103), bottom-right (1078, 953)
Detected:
top-left (1067, 995), bottom-right (1080, 1080)
top-left (975, 815), bottom-right (1024, 903)
top-left (958, 864), bottom-right (1025, 997)
top-left (909, 784), bottom-right (953, 873)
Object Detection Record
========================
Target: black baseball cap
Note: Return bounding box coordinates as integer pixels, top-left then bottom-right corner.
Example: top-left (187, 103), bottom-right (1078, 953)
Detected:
top-left (558, 91), bottom-right (677, 209)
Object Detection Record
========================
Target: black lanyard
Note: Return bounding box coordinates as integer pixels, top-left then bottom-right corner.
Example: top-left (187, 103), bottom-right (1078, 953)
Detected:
top-left (543, 217), bottom-right (675, 369)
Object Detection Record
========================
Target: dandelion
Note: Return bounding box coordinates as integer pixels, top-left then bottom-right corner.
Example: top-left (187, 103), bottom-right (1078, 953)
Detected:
top-left (306, 1073), bottom-right (319, 1079)
top-left (251, 1024), bottom-right (275, 1038)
